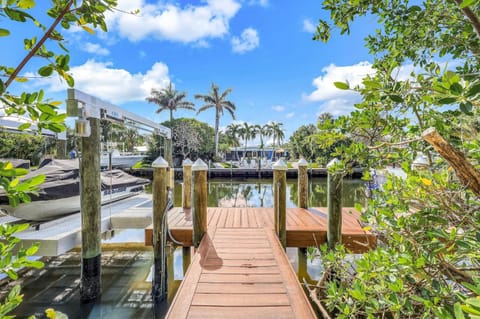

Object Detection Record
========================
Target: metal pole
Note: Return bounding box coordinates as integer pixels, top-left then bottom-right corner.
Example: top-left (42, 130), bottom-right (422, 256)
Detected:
top-left (192, 159), bottom-right (208, 248)
top-left (152, 156), bottom-right (169, 301)
top-left (273, 159), bottom-right (287, 249)
top-left (80, 117), bottom-right (101, 303)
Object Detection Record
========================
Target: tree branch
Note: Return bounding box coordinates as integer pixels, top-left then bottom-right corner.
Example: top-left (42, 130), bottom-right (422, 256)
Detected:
top-left (455, 0), bottom-right (480, 39)
top-left (4, 0), bottom-right (74, 89)
top-left (422, 127), bottom-right (480, 197)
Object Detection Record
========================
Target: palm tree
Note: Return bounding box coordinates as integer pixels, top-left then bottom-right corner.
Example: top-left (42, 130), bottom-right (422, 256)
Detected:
top-left (225, 123), bottom-right (241, 161)
top-left (195, 82), bottom-right (236, 156)
top-left (268, 122), bottom-right (285, 159)
top-left (317, 112), bottom-right (334, 126)
top-left (255, 124), bottom-right (272, 160)
top-left (238, 122), bottom-right (256, 161)
top-left (146, 82), bottom-right (195, 126)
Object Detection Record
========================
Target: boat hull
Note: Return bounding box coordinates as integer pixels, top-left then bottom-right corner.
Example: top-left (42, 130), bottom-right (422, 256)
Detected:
top-left (1, 185), bottom-right (145, 221)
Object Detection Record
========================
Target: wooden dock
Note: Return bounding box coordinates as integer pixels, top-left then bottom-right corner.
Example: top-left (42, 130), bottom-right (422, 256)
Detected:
top-left (145, 207), bottom-right (376, 253)
top-left (165, 227), bottom-right (317, 318)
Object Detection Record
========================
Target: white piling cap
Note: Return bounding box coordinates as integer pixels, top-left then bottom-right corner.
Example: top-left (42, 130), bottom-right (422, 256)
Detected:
top-left (326, 158), bottom-right (340, 168)
top-left (192, 158), bottom-right (208, 171)
top-left (152, 156), bottom-right (169, 168)
top-left (182, 158), bottom-right (193, 166)
top-left (298, 158), bottom-right (308, 167)
top-left (272, 159), bottom-right (288, 170)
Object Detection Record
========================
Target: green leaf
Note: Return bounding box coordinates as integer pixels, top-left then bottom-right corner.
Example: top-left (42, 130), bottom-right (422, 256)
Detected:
top-left (389, 95), bottom-right (404, 103)
top-left (460, 101), bottom-right (473, 114)
top-left (0, 28), bottom-right (10, 36)
top-left (25, 245), bottom-right (39, 256)
top-left (334, 81), bottom-right (349, 90)
top-left (37, 103), bottom-right (56, 115)
top-left (17, 123), bottom-right (31, 130)
top-left (454, 303), bottom-right (466, 319)
top-left (38, 65), bottom-right (53, 77)
top-left (64, 73), bottom-right (74, 87)
top-left (459, 0), bottom-right (477, 8)
top-left (18, 0), bottom-right (35, 9)
top-left (438, 97), bottom-right (457, 104)
top-left (467, 83), bottom-right (480, 97)
top-left (450, 83), bottom-right (463, 95)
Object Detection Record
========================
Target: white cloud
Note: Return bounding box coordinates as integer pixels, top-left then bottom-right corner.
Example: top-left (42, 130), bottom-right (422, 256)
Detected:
top-left (286, 112), bottom-right (295, 119)
top-left (305, 61), bottom-right (374, 102)
top-left (28, 60), bottom-right (170, 104)
top-left (231, 28), bottom-right (259, 53)
top-left (304, 61), bottom-right (375, 116)
top-left (82, 42), bottom-right (110, 56)
top-left (302, 19), bottom-right (316, 33)
top-left (272, 105), bottom-right (285, 112)
top-left (106, 0), bottom-right (241, 43)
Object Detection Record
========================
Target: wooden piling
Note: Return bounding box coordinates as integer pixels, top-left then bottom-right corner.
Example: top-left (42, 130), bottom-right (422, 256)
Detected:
top-left (165, 137), bottom-right (174, 189)
top-left (152, 156), bottom-right (169, 301)
top-left (192, 159), bottom-right (208, 248)
top-left (55, 139), bottom-right (66, 159)
top-left (182, 159), bottom-right (193, 212)
top-left (80, 117), bottom-right (101, 302)
top-left (327, 159), bottom-right (343, 249)
top-left (273, 159), bottom-right (287, 249)
top-left (182, 246), bottom-right (191, 275)
top-left (298, 158), bottom-right (308, 209)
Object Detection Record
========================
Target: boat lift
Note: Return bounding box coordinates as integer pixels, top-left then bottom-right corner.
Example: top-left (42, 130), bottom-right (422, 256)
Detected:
top-left (65, 88), bottom-right (172, 302)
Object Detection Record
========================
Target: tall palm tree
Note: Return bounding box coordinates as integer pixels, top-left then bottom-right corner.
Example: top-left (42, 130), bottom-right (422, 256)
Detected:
top-left (268, 122), bottom-right (285, 159)
top-left (146, 82), bottom-right (195, 126)
top-left (225, 123), bottom-right (241, 161)
top-left (238, 122), bottom-right (256, 160)
top-left (195, 82), bottom-right (236, 156)
top-left (255, 124), bottom-right (272, 160)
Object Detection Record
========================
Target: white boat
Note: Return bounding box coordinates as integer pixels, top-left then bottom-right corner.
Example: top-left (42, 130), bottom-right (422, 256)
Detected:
top-left (100, 149), bottom-right (145, 169)
top-left (0, 159), bottom-right (149, 221)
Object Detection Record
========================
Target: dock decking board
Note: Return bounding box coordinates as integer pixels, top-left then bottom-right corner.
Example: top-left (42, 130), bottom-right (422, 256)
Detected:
top-left (145, 207), bottom-right (376, 253)
top-left (165, 227), bottom-right (317, 319)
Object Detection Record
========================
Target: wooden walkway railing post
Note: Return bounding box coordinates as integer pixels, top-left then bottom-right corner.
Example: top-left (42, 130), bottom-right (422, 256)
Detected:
top-left (297, 158), bottom-right (308, 209)
top-left (192, 159), bottom-right (208, 248)
top-left (80, 117), bottom-right (101, 303)
top-left (273, 159), bottom-right (287, 249)
top-left (182, 158), bottom-right (193, 217)
top-left (327, 158), bottom-right (343, 249)
top-left (151, 156), bottom-right (169, 301)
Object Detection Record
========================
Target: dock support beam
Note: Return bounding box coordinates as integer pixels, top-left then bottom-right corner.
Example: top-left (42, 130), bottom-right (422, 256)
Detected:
top-left (152, 156), bottom-right (169, 301)
top-left (298, 158), bottom-right (308, 209)
top-left (192, 159), bottom-right (208, 248)
top-left (327, 159), bottom-right (343, 249)
top-left (182, 159), bottom-right (193, 218)
top-left (80, 117), bottom-right (101, 303)
top-left (273, 159), bottom-right (287, 249)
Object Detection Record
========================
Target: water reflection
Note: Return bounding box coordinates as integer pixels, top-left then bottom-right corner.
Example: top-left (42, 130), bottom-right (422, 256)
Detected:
top-left (173, 177), bottom-right (365, 208)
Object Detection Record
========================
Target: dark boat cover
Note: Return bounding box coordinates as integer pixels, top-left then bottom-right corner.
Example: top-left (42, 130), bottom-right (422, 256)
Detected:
top-left (0, 159), bottom-right (149, 203)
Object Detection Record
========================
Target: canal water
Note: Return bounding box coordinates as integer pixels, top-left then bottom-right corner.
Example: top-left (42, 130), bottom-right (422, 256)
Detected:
top-left (8, 177), bottom-right (365, 319)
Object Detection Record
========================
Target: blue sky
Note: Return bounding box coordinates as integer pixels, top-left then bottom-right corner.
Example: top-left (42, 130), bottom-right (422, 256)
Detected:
top-left (2, 0), bottom-right (379, 143)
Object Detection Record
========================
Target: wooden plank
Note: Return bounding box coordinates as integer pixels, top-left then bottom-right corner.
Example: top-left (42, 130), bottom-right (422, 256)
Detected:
top-left (165, 229), bottom-right (216, 318)
top-left (196, 282), bottom-right (286, 294)
top-left (266, 229), bottom-right (318, 318)
top-left (201, 265), bottom-right (280, 275)
top-left (192, 293), bottom-right (290, 306)
top-left (187, 306), bottom-right (294, 319)
top-left (147, 207), bottom-right (376, 251)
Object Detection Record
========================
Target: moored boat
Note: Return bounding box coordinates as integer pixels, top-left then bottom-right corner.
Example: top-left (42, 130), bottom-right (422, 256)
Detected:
top-left (0, 159), bottom-right (149, 221)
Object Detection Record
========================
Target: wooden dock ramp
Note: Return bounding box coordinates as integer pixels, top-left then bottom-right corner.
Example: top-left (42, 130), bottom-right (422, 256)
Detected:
top-left (166, 227), bottom-right (317, 318)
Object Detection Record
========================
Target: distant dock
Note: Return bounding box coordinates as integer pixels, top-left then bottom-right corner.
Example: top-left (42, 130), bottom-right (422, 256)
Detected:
top-left (129, 167), bottom-right (364, 179)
